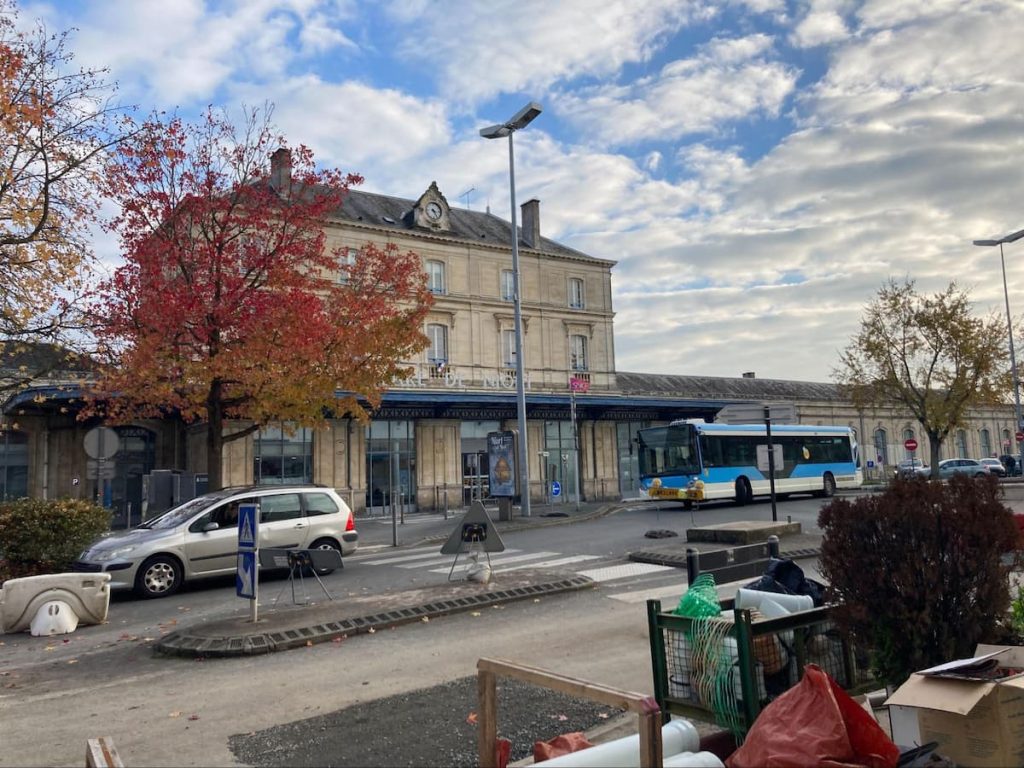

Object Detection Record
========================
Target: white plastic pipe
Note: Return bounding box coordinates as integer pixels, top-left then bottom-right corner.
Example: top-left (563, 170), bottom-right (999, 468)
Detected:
top-left (663, 750), bottom-right (726, 767)
top-left (735, 588), bottom-right (812, 614)
top-left (532, 719), bottom-right (699, 767)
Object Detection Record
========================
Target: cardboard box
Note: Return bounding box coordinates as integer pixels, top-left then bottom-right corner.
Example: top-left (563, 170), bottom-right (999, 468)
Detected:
top-left (885, 645), bottom-right (1024, 767)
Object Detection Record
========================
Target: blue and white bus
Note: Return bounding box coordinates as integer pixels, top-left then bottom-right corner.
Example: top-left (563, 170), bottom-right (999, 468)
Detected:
top-left (638, 419), bottom-right (862, 506)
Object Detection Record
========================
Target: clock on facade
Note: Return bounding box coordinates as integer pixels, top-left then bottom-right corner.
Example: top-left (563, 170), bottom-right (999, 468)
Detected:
top-left (425, 202), bottom-right (443, 221)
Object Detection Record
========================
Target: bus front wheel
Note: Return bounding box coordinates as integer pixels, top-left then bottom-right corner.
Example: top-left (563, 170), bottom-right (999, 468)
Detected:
top-left (819, 472), bottom-right (836, 498)
top-left (735, 477), bottom-right (753, 506)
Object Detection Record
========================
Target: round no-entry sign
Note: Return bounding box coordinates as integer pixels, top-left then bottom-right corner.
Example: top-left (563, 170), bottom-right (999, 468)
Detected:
top-left (1016, 431), bottom-right (1024, 443)
top-left (904, 438), bottom-right (918, 451)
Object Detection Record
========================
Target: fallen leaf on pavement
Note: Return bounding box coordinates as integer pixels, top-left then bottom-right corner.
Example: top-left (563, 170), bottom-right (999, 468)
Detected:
top-left (470, 611), bottom-right (481, 617)
top-left (466, 712), bottom-right (478, 725)
top-left (367, 627), bottom-right (376, 634)
top-left (67, 659), bottom-right (78, 664)
top-left (420, 616), bottom-right (429, 623)
top-left (169, 711), bottom-right (181, 718)
top-left (188, 714), bottom-right (199, 721)
top-left (306, 641), bottom-right (313, 647)
top-left (557, 714), bottom-right (568, 722)
top-left (598, 713), bottom-right (609, 719)
top-left (533, 598), bottom-right (541, 603)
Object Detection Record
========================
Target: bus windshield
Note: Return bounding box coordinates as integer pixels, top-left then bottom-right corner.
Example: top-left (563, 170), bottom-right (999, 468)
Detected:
top-left (638, 424), bottom-right (701, 478)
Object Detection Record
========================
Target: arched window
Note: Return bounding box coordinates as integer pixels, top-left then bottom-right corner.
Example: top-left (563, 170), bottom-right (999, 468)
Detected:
top-left (980, 428), bottom-right (992, 458)
top-left (0, 429), bottom-right (28, 500)
top-left (955, 429), bottom-right (968, 458)
top-left (873, 428), bottom-right (888, 466)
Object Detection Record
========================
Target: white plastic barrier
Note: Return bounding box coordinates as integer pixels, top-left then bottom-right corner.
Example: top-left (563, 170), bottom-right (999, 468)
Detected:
top-left (0, 573), bottom-right (111, 634)
top-left (532, 719), bottom-right (699, 767)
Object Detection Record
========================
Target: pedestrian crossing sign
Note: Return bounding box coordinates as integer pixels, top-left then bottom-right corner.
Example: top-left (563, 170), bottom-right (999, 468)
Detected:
top-left (238, 503), bottom-right (258, 549)
top-left (440, 500), bottom-right (506, 554)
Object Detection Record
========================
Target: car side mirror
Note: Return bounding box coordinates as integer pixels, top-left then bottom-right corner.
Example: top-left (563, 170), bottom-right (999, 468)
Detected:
top-left (203, 522), bottom-right (220, 533)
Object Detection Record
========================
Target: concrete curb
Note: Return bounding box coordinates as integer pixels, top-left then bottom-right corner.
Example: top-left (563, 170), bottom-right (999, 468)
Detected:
top-left (154, 575), bottom-right (595, 659)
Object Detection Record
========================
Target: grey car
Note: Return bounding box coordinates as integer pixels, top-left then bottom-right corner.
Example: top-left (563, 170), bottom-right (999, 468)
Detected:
top-left (938, 458), bottom-right (990, 479)
top-left (73, 485), bottom-right (358, 598)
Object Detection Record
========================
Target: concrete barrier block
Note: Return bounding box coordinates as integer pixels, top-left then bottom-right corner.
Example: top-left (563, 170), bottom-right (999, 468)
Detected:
top-left (0, 573), bottom-right (111, 634)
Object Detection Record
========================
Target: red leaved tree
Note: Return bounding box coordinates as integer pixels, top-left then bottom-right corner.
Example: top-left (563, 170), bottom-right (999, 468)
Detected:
top-left (90, 107), bottom-right (432, 490)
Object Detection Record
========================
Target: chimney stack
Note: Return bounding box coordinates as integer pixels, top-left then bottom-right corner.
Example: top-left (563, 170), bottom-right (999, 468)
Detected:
top-left (521, 198), bottom-right (540, 249)
top-left (270, 147), bottom-right (292, 197)
top-left (742, 372), bottom-right (756, 379)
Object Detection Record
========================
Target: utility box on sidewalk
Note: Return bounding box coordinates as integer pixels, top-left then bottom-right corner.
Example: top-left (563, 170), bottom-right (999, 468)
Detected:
top-left (884, 645), bottom-right (1024, 767)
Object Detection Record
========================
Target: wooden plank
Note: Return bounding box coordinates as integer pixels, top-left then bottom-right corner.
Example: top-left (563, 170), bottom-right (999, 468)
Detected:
top-left (477, 668), bottom-right (497, 768)
top-left (85, 737), bottom-right (124, 768)
top-left (478, 657), bottom-right (649, 712)
top-left (637, 697), bottom-right (663, 768)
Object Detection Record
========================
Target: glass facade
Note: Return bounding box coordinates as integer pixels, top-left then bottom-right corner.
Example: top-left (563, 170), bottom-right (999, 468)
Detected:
top-left (254, 423), bottom-right (313, 484)
top-left (366, 420), bottom-right (415, 513)
top-left (543, 420), bottom-right (578, 504)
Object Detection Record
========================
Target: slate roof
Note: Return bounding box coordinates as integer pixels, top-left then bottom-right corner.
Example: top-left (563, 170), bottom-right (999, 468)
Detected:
top-left (615, 371), bottom-right (845, 403)
top-left (334, 188), bottom-right (611, 264)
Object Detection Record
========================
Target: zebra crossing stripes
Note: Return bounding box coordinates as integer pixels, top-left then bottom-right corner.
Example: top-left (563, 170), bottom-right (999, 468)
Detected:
top-left (576, 562), bottom-right (676, 583)
top-left (424, 551), bottom-right (559, 573)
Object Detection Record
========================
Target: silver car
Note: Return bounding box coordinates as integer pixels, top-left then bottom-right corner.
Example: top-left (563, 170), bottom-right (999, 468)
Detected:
top-left (938, 458), bottom-right (990, 479)
top-left (73, 485), bottom-right (358, 598)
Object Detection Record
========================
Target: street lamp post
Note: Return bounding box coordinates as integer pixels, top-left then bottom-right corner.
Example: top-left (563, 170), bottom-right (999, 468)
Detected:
top-left (974, 227), bottom-right (1024, 475)
top-left (481, 102), bottom-right (542, 517)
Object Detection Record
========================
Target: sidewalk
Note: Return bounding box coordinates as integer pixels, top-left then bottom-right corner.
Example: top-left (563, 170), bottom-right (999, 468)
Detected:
top-left (154, 497), bottom-right (824, 659)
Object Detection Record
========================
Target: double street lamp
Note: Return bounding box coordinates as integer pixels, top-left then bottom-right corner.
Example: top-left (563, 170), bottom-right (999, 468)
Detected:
top-left (481, 102), bottom-right (542, 517)
top-left (974, 227), bottom-right (1024, 473)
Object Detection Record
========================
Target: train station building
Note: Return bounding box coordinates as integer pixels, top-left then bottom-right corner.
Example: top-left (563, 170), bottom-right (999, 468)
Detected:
top-left (1, 168), bottom-right (1017, 521)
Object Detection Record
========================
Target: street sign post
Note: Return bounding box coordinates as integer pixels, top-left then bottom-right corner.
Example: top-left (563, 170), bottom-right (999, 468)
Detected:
top-left (237, 503), bottom-right (259, 622)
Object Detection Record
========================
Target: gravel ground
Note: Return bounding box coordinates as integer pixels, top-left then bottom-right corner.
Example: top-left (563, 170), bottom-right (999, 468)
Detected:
top-left (229, 676), bottom-right (624, 767)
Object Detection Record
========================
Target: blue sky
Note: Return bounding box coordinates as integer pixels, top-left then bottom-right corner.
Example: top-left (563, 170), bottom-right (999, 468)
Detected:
top-left (25, 0), bottom-right (1024, 382)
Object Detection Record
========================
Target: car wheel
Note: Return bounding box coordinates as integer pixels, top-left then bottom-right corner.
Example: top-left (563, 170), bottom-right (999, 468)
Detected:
top-left (975, 472), bottom-right (988, 478)
top-left (735, 477), bottom-right (753, 506)
top-left (309, 538), bottom-right (342, 576)
top-left (682, 500), bottom-right (693, 510)
top-left (819, 473), bottom-right (837, 498)
top-left (134, 555), bottom-right (182, 599)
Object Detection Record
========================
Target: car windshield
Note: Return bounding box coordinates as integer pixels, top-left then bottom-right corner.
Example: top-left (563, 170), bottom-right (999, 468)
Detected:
top-left (139, 496), bottom-right (219, 530)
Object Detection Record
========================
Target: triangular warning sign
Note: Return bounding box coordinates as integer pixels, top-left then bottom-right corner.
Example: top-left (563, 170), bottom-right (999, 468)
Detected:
top-left (440, 501), bottom-right (506, 554)
top-left (239, 515), bottom-right (255, 548)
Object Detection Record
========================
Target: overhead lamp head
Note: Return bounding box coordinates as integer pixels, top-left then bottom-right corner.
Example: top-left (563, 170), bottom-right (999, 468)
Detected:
top-left (508, 101), bottom-right (543, 130)
top-left (974, 227), bottom-right (1024, 246)
top-left (479, 101), bottom-right (543, 140)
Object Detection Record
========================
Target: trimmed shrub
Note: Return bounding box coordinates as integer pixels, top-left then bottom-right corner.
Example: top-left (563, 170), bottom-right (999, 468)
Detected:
top-left (0, 498), bottom-right (111, 583)
top-left (819, 474), bottom-right (1019, 688)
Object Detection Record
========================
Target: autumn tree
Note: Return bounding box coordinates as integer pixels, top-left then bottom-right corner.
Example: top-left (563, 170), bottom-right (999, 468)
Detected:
top-left (0, 0), bottom-right (126, 392)
top-left (835, 278), bottom-right (1010, 475)
top-left (90, 108), bottom-right (432, 490)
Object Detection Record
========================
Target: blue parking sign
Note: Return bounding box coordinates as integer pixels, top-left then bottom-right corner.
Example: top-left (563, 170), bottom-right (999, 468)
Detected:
top-left (236, 551), bottom-right (256, 599)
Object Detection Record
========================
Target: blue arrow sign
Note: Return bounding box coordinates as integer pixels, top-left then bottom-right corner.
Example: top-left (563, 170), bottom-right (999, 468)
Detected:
top-left (551, 480), bottom-right (561, 497)
top-left (236, 551), bottom-right (256, 599)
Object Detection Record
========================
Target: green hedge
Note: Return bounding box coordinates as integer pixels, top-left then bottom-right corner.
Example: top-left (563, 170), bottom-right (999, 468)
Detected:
top-left (0, 498), bottom-right (111, 583)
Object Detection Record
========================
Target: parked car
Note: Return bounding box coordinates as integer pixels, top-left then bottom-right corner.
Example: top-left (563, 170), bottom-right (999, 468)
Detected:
top-left (978, 458), bottom-right (1007, 477)
top-left (73, 485), bottom-right (358, 598)
top-left (937, 458), bottom-right (990, 479)
top-left (897, 459), bottom-right (928, 478)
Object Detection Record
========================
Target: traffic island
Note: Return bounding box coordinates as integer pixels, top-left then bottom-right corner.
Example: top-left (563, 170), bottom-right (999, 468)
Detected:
top-left (686, 520), bottom-right (801, 545)
top-left (154, 569), bottom-right (594, 658)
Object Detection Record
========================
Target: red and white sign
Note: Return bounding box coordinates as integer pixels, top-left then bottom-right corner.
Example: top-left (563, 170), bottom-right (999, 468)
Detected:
top-left (904, 438), bottom-right (918, 451)
top-left (569, 377), bottom-right (590, 393)
top-left (1016, 431), bottom-right (1024, 443)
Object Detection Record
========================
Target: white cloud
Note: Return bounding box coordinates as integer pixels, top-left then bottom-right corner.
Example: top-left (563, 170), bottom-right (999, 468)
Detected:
top-left (386, 0), bottom-right (712, 105)
top-left (555, 34), bottom-right (798, 146)
top-left (791, 9), bottom-right (848, 48)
